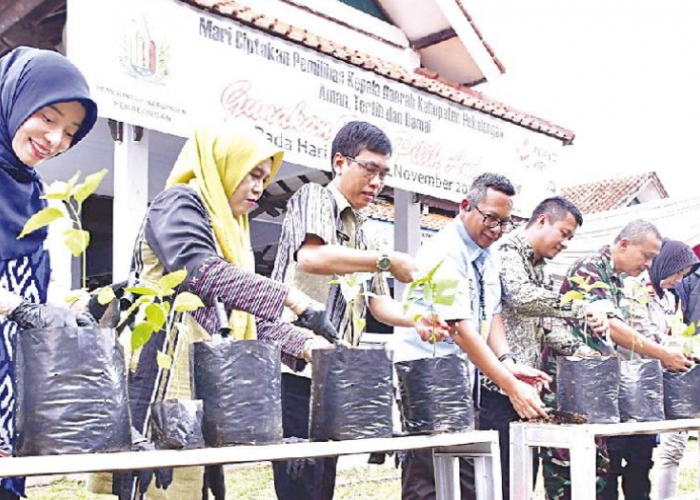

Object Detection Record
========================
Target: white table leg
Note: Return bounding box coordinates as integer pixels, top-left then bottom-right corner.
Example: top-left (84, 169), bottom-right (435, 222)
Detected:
top-left (570, 427), bottom-right (597, 500)
top-left (474, 445), bottom-right (502, 500)
top-left (509, 423), bottom-right (532, 500)
top-left (434, 451), bottom-right (460, 500)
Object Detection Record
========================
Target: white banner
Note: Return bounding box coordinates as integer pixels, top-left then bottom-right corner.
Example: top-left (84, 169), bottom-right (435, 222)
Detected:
top-left (67, 0), bottom-right (563, 206)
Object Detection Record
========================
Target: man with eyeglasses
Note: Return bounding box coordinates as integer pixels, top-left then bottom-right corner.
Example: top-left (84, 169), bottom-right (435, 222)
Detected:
top-left (395, 173), bottom-right (551, 500)
top-left (479, 196), bottom-right (610, 500)
top-left (271, 121), bottom-right (449, 500)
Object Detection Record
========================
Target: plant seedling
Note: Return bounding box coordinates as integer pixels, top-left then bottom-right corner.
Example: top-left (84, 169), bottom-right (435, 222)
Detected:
top-left (670, 317), bottom-right (700, 359)
top-left (98, 269), bottom-right (204, 369)
top-left (329, 272), bottom-right (375, 345)
top-left (17, 170), bottom-right (109, 292)
top-left (560, 275), bottom-right (615, 348)
top-left (403, 260), bottom-right (460, 357)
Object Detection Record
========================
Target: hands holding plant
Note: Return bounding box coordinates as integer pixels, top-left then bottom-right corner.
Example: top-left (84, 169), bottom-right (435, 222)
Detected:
top-left (413, 311), bottom-right (450, 343)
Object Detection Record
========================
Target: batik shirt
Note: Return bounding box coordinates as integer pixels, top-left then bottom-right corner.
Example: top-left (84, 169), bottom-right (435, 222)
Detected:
top-left (481, 230), bottom-right (582, 393)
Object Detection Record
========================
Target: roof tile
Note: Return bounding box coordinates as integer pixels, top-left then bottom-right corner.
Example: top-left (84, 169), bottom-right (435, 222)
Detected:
top-left (363, 199), bottom-right (453, 232)
top-left (561, 172), bottom-right (669, 214)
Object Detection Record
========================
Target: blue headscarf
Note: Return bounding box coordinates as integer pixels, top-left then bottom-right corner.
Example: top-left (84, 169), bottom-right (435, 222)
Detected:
top-left (0, 46), bottom-right (98, 262)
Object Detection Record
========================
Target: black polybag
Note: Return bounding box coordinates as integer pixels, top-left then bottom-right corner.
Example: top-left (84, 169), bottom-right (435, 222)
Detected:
top-left (664, 363), bottom-right (700, 419)
top-left (310, 347), bottom-right (393, 441)
top-left (14, 327), bottom-right (131, 456)
top-left (150, 399), bottom-right (205, 450)
top-left (618, 358), bottom-right (664, 422)
top-left (191, 339), bottom-right (282, 446)
top-left (395, 354), bottom-right (473, 434)
top-left (557, 355), bottom-right (621, 424)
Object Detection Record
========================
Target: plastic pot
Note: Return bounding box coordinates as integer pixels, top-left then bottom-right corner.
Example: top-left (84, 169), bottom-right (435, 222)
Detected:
top-left (14, 327), bottom-right (131, 456)
top-left (618, 358), bottom-right (664, 422)
top-left (395, 354), bottom-right (473, 434)
top-left (150, 399), bottom-right (205, 450)
top-left (309, 347), bottom-right (393, 441)
top-left (664, 363), bottom-right (700, 419)
top-left (557, 355), bottom-right (621, 424)
top-left (191, 339), bottom-right (282, 446)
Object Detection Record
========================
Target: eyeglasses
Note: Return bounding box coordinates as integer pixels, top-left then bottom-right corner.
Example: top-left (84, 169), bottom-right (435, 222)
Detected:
top-left (472, 205), bottom-right (513, 230)
top-left (345, 156), bottom-right (391, 182)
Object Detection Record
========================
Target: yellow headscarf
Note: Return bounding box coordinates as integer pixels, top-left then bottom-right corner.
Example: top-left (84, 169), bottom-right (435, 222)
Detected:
top-left (166, 125), bottom-right (283, 339)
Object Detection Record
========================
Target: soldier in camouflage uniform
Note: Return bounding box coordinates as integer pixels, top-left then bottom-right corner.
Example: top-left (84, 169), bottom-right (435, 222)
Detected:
top-left (542, 219), bottom-right (691, 499)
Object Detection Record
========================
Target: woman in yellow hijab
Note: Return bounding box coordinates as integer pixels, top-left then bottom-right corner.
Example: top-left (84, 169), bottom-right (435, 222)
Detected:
top-left (92, 125), bottom-right (338, 500)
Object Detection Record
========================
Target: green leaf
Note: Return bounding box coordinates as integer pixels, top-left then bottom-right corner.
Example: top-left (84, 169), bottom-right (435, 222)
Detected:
top-left (433, 279), bottom-right (460, 306)
top-left (64, 288), bottom-right (89, 305)
top-left (146, 303), bottom-right (167, 331)
top-left (412, 313), bottom-right (423, 323)
top-left (568, 276), bottom-right (589, 287)
top-left (589, 282), bottom-right (611, 290)
top-left (125, 286), bottom-right (160, 297)
top-left (158, 269), bottom-right (187, 294)
top-left (173, 292), bottom-right (205, 312)
top-left (561, 290), bottom-right (585, 305)
top-left (156, 351), bottom-right (173, 370)
top-left (163, 300), bottom-right (171, 315)
top-left (425, 260), bottom-right (444, 282)
top-left (97, 286), bottom-right (117, 306)
top-left (118, 296), bottom-right (154, 328)
top-left (63, 228), bottom-right (90, 257)
top-left (131, 322), bottom-right (154, 352)
top-left (72, 169), bottom-right (108, 205)
top-left (17, 207), bottom-right (65, 239)
top-left (683, 322), bottom-right (697, 338)
top-left (353, 316), bottom-right (366, 334)
top-left (41, 181), bottom-right (71, 201)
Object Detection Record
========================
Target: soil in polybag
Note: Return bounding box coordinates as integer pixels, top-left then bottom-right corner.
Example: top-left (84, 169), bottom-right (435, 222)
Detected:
top-left (557, 355), bottom-right (621, 424)
top-left (191, 339), bottom-right (282, 446)
top-left (619, 358), bottom-right (664, 422)
top-left (310, 347), bottom-right (393, 441)
top-left (151, 399), bottom-right (205, 450)
top-left (395, 354), bottom-right (473, 434)
top-left (664, 363), bottom-right (700, 419)
top-left (15, 327), bottom-right (131, 456)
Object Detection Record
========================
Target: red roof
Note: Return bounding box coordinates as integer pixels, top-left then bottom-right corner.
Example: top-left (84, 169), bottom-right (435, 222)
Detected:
top-left (561, 172), bottom-right (669, 214)
top-left (178, 0), bottom-right (575, 144)
top-left (364, 198), bottom-right (453, 231)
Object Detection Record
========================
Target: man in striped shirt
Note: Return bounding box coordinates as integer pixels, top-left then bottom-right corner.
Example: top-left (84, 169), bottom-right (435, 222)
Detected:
top-left (271, 121), bottom-right (446, 500)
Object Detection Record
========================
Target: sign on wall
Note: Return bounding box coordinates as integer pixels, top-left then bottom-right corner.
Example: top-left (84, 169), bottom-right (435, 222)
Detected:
top-left (67, 0), bottom-right (562, 205)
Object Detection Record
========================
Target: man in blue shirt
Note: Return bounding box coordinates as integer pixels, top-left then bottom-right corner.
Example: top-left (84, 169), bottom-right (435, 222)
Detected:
top-left (395, 173), bottom-right (550, 500)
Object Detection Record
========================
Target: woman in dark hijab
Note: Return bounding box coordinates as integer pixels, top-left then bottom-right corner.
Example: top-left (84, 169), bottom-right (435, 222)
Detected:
top-left (647, 239), bottom-right (700, 500)
top-left (0, 46), bottom-right (97, 499)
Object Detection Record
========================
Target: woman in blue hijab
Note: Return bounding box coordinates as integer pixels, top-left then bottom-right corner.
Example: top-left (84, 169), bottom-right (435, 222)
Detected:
top-left (0, 46), bottom-right (97, 500)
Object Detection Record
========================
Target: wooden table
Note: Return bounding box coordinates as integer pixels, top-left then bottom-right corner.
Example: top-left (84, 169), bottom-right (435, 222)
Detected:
top-left (0, 431), bottom-right (503, 500)
top-left (510, 419), bottom-right (700, 500)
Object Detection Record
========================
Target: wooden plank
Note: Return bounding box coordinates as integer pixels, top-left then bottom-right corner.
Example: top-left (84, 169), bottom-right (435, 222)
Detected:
top-left (0, 431), bottom-right (497, 478)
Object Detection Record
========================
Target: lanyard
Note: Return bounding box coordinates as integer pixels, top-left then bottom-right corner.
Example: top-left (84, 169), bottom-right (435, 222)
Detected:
top-left (473, 260), bottom-right (487, 337)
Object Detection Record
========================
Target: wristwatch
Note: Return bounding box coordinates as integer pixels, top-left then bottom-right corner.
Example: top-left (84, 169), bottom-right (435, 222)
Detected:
top-left (376, 253), bottom-right (391, 272)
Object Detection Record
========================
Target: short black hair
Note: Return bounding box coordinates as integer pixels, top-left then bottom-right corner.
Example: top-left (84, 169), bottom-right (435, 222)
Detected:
top-left (614, 219), bottom-right (663, 244)
top-left (466, 173), bottom-right (516, 205)
top-left (526, 196), bottom-right (583, 228)
top-left (331, 121), bottom-right (392, 171)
